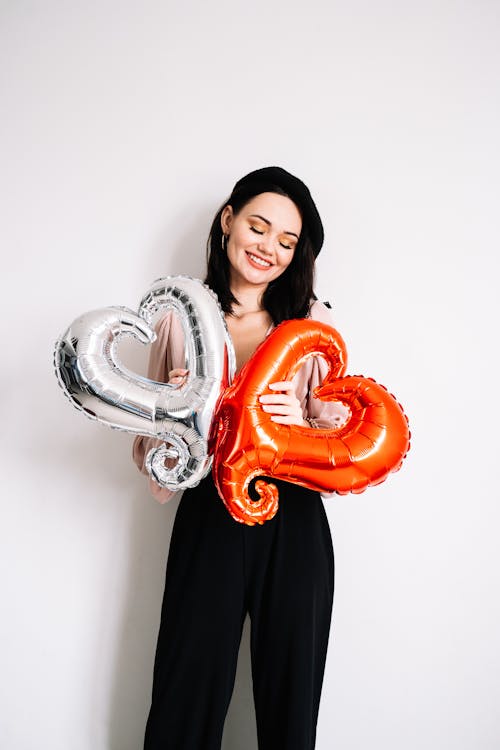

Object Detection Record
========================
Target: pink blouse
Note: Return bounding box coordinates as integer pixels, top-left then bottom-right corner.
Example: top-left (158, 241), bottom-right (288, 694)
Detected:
top-left (132, 300), bottom-right (349, 503)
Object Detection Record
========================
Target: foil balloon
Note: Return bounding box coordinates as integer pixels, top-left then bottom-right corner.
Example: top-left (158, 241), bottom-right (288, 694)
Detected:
top-left (212, 319), bottom-right (410, 525)
top-left (55, 276), bottom-right (235, 491)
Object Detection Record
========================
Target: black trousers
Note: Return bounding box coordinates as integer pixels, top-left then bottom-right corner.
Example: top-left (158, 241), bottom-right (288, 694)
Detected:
top-left (144, 474), bottom-right (334, 750)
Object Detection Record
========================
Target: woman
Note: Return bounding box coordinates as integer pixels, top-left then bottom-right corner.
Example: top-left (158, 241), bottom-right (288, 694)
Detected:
top-left (133, 166), bottom-right (348, 750)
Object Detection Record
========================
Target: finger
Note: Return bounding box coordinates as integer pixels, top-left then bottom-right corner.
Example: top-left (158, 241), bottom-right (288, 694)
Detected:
top-left (261, 404), bottom-right (295, 416)
top-left (259, 394), bottom-right (294, 405)
top-left (270, 415), bottom-right (303, 425)
top-left (268, 381), bottom-right (295, 392)
top-left (168, 368), bottom-right (189, 385)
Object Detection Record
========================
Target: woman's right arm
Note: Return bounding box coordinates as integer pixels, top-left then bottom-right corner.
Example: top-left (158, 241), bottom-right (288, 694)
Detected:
top-left (132, 311), bottom-right (181, 505)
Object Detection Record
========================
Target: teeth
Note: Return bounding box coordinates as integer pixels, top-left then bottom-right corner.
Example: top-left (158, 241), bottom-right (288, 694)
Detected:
top-left (248, 253), bottom-right (271, 267)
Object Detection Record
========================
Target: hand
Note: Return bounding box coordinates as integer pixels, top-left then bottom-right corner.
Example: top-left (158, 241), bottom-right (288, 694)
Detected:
top-left (259, 381), bottom-right (307, 427)
top-left (168, 368), bottom-right (188, 385)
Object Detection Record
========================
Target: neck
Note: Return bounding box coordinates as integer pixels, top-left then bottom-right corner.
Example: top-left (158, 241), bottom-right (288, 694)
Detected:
top-left (229, 278), bottom-right (267, 316)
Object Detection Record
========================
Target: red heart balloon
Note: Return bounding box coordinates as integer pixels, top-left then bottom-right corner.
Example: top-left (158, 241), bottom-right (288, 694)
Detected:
top-left (212, 319), bottom-right (410, 525)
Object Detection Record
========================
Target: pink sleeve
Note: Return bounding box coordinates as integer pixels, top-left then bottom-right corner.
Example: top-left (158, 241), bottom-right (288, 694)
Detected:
top-left (298, 301), bottom-right (351, 500)
top-left (131, 311), bottom-right (180, 505)
top-left (301, 300), bottom-right (351, 429)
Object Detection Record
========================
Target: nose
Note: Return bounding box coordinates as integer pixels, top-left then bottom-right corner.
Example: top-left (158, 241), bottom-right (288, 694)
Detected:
top-left (257, 233), bottom-right (274, 256)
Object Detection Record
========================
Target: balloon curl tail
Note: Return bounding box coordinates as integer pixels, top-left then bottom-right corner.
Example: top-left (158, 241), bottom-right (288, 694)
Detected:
top-left (217, 467), bottom-right (279, 526)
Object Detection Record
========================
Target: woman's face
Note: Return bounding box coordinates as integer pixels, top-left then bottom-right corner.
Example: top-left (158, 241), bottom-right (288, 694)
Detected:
top-left (221, 192), bottom-right (302, 289)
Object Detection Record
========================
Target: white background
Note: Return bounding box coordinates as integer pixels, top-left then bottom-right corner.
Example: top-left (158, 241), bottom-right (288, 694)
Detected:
top-left (1, 1), bottom-right (499, 748)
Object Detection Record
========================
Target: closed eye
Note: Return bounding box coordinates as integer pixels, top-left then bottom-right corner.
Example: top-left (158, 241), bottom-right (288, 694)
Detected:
top-left (250, 226), bottom-right (264, 235)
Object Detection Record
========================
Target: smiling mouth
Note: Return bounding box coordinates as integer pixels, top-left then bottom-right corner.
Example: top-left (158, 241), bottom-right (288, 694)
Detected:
top-left (246, 252), bottom-right (273, 268)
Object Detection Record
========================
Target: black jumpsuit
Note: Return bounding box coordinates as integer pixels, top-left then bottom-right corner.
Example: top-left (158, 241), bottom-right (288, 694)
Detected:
top-left (135, 301), bottom-right (343, 749)
top-left (143, 473), bottom-right (334, 750)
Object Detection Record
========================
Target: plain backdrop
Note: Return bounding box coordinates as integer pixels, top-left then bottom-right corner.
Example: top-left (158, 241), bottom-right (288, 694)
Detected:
top-left (1, 1), bottom-right (499, 749)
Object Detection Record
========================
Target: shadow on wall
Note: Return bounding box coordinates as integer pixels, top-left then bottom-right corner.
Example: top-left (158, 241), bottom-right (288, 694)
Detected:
top-left (105, 480), bottom-right (259, 750)
top-left (141, 198), bottom-right (223, 282)
top-left (105, 481), bottom-right (176, 750)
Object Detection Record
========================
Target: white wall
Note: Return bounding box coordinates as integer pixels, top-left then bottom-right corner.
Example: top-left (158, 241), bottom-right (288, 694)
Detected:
top-left (1, 1), bottom-right (499, 748)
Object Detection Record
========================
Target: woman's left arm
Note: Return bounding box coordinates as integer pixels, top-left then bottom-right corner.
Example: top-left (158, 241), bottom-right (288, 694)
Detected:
top-left (302, 299), bottom-right (350, 429)
top-left (258, 301), bottom-right (350, 429)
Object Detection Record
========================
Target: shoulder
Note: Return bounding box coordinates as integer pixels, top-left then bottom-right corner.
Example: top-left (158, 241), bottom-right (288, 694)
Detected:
top-left (154, 310), bottom-right (172, 334)
top-left (308, 299), bottom-right (334, 325)
top-left (153, 309), bottom-right (183, 338)
top-left (150, 310), bottom-right (184, 355)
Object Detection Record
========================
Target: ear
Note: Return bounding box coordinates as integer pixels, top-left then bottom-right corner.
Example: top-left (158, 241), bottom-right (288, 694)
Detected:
top-left (220, 205), bottom-right (234, 235)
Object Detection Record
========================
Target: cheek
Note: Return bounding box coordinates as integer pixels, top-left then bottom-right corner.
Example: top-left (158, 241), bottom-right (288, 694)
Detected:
top-left (231, 226), bottom-right (252, 247)
top-left (243, 228), bottom-right (259, 245)
top-left (278, 250), bottom-right (295, 268)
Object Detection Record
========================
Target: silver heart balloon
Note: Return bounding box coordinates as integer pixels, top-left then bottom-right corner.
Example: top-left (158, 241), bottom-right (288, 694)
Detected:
top-left (54, 276), bottom-right (235, 491)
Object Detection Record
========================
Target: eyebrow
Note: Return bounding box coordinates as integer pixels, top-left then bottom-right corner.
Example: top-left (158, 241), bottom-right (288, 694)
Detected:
top-left (249, 214), bottom-right (300, 240)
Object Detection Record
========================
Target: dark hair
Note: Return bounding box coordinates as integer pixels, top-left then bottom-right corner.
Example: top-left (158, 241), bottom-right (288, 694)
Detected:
top-left (205, 183), bottom-right (317, 325)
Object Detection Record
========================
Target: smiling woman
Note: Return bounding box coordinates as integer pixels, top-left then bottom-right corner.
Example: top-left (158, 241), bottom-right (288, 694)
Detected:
top-left (221, 192), bottom-right (302, 376)
top-left (205, 166), bottom-right (323, 325)
top-left (132, 166), bottom-right (346, 750)
top-left (222, 192), bottom-right (301, 285)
